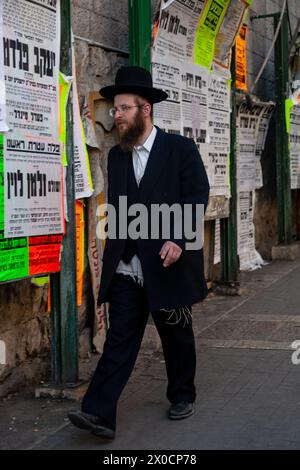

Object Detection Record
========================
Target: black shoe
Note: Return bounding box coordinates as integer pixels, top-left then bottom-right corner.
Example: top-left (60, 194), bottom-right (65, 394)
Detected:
top-left (68, 410), bottom-right (115, 440)
top-left (168, 402), bottom-right (195, 420)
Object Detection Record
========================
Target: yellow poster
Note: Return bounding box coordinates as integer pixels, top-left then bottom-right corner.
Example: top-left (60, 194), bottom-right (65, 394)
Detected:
top-left (194, 0), bottom-right (231, 70)
top-left (59, 72), bottom-right (72, 167)
top-left (235, 24), bottom-right (248, 91)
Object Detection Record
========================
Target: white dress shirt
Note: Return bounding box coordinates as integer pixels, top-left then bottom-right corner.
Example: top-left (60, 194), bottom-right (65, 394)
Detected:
top-left (115, 126), bottom-right (157, 285)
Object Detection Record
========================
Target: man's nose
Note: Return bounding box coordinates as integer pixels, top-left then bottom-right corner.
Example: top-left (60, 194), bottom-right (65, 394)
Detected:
top-left (114, 108), bottom-right (122, 117)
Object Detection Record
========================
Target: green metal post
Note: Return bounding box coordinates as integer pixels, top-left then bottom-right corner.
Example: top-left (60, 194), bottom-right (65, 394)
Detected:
top-left (274, 11), bottom-right (293, 244)
top-left (220, 46), bottom-right (239, 284)
top-left (128, 0), bottom-right (152, 69)
top-left (50, 0), bottom-right (78, 385)
top-left (50, 273), bottom-right (61, 385)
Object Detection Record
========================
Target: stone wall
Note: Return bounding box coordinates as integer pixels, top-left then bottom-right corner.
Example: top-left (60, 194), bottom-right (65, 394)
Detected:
top-left (0, 281), bottom-right (50, 396)
top-left (72, 0), bottom-right (129, 97)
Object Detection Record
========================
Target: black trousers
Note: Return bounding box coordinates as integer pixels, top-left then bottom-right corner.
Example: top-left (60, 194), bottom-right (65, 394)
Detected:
top-left (82, 273), bottom-right (196, 430)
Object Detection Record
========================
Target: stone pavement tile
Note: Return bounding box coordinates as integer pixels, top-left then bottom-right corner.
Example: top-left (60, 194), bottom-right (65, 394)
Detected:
top-left (243, 418), bottom-right (300, 450)
top-left (218, 380), bottom-right (267, 401)
top-left (195, 398), bottom-right (232, 414)
top-left (236, 321), bottom-right (282, 340)
top-left (233, 360), bottom-right (280, 376)
top-left (263, 416), bottom-right (300, 440)
top-left (265, 384), bottom-right (300, 403)
top-left (0, 394), bottom-right (75, 450)
top-left (261, 440), bottom-right (300, 450)
top-left (193, 296), bottom-right (242, 318)
top-left (193, 317), bottom-right (222, 333)
top-left (235, 268), bottom-right (300, 318)
top-left (281, 370), bottom-right (300, 387)
top-left (198, 320), bottom-right (252, 341)
top-left (229, 313), bottom-right (300, 323)
top-left (197, 371), bottom-right (241, 388)
top-left (218, 434), bottom-right (300, 450)
top-left (268, 323), bottom-right (300, 342)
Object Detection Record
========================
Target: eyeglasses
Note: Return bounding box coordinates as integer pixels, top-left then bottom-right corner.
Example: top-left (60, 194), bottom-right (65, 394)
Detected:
top-left (109, 104), bottom-right (145, 118)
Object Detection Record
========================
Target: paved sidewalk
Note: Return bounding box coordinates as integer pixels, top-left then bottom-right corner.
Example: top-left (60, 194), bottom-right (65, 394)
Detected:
top-left (1, 259), bottom-right (300, 450)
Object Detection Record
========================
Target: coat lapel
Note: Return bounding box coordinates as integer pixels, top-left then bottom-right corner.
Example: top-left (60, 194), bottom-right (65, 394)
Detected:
top-left (138, 127), bottom-right (169, 203)
top-left (112, 149), bottom-right (129, 198)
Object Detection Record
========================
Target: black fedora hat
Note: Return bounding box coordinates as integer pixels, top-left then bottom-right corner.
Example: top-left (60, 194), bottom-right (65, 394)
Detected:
top-left (100, 66), bottom-right (168, 104)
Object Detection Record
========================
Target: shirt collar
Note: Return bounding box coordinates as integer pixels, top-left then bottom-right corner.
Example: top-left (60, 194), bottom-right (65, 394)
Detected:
top-left (134, 126), bottom-right (157, 153)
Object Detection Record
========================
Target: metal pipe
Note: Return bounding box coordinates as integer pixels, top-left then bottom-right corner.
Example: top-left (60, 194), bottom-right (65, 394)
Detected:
top-left (251, 13), bottom-right (280, 20)
top-left (50, 0), bottom-right (78, 385)
top-left (274, 10), bottom-right (293, 244)
top-left (128, 0), bottom-right (152, 69)
top-left (289, 18), bottom-right (300, 56)
top-left (220, 46), bottom-right (239, 284)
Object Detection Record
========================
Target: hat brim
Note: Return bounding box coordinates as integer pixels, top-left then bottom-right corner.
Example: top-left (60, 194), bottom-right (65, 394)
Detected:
top-left (99, 85), bottom-right (168, 104)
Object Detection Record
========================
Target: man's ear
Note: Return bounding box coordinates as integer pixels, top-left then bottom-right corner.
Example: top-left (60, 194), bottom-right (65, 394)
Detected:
top-left (143, 102), bottom-right (152, 117)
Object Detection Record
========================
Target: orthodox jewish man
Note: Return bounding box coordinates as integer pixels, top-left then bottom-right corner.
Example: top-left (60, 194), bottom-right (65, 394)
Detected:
top-left (68, 66), bottom-right (210, 440)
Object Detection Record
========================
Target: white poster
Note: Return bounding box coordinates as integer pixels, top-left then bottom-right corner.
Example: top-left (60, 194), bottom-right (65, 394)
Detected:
top-left (214, 219), bottom-right (221, 265)
top-left (237, 102), bottom-right (273, 192)
top-left (237, 191), bottom-right (252, 269)
top-left (74, 114), bottom-right (93, 199)
top-left (236, 101), bottom-right (273, 271)
top-left (152, 56), bottom-right (182, 134)
top-left (290, 105), bottom-right (300, 189)
top-left (255, 104), bottom-right (274, 189)
top-left (207, 74), bottom-right (231, 197)
top-left (181, 62), bottom-right (209, 145)
top-left (4, 136), bottom-right (63, 237)
top-left (238, 191), bottom-right (266, 271)
top-left (2, 0), bottom-right (60, 138)
top-left (237, 102), bottom-right (264, 192)
top-left (153, 0), bottom-right (206, 62)
top-left (72, 44), bottom-right (93, 199)
top-left (213, 0), bottom-right (248, 75)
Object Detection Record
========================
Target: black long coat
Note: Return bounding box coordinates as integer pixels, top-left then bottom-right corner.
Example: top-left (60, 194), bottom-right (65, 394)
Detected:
top-left (98, 127), bottom-right (210, 312)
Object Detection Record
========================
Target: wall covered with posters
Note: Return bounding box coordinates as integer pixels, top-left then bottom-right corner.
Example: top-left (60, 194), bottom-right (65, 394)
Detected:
top-left (0, 0), bottom-right (130, 397)
top-left (245, 0), bottom-right (300, 260)
top-left (0, 0), bottom-right (94, 396)
top-left (151, 0), bottom-right (275, 271)
top-left (152, 0), bottom-right (300, 267)
top-left (0, 0), bottom-right (64, 396)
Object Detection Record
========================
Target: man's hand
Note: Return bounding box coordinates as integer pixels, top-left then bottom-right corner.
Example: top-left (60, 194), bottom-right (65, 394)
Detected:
top-left (159, 241), bottom-right (183, 268)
